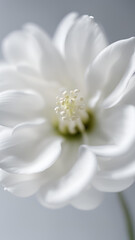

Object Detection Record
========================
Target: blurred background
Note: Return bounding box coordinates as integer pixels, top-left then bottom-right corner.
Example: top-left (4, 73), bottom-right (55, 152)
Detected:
top-left (0, 0), bottom-right (135, 239)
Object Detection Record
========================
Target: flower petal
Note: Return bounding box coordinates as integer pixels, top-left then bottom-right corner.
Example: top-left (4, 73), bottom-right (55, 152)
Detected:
top-left (0, 119), bottom-right (45, 153)
top-left (119, 75), bottom-right (135, 106)
top-left (53, 12), bottom-right (78, 56)
top-left (71, 187), bottom-right (104, 210)
top-left (99, 161), bottom-right (135, 180)
top-left (97, 141), bottom-right (135, 171)
top-left (86, 38), bottom-right (135, 108)
top-left (37, 145), bottom-right (97, 208)
top-left (0, 89), bottom-right (44, 111)
top-left (0, 120), bottom-right (63, 174)
top-left (24, 23), bottom-right (70, 86)
top-left (65, 15), bottom-right (108, 89)
top-left (0, 66), bottom-right (44, 93)
top-left (0, 125), bottom-right (13, 151)
top-left (0, 66), bottom-right (27, 92)
top-left (87, 105), bottom-right (135, 157)
top-left (93, 174), bottom-right (134, 192)
top-left (0, 169), bottom-right (42, 197)
top-left (2, 30), bottom-right (41, 70)
top-left (0, 89), bottom-right (44, 126)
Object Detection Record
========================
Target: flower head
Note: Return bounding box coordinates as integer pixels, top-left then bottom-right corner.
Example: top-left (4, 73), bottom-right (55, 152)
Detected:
top-left (0, 13), bottom-right (135, 210)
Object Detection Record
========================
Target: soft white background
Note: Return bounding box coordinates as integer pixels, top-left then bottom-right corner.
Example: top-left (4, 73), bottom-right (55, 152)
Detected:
top-left (0, 0), bottom-right (135, 239)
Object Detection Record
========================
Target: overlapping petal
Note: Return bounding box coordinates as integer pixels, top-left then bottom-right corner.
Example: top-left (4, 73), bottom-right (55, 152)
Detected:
top-left (0, 13), bottom-right (135, 210)
top-left (93, 173), bottom-right (134, 192)
top-left (65, 15), bottom-right (108, 89)
top-left (0, 89), bottom-right (44, 126)
top-left (37, 146), bottom-right (97, 208)
top-left (0, 169), bottom-right (43, 197)
top-left (0, 120), bottom-right (63, 174)
top-left (53, 12), bottom-right (78, 56)
top-left (86, 38), bottom-right (135, 108)
top-left (24, 23), bottom-right (70, 86)
top-left (2, 30), bottom-right (41, 70)
top-left (87, 105), bottom-right (135, 157)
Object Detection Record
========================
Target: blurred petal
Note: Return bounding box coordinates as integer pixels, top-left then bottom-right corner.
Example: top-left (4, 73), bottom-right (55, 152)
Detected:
top-left (71, 187), bottom-right (104, 210)
top-left (2, 30), bottom-right (41, 70)
top-left (37, 146), bottom-right (97, 208)
top-left (99, 161), bottom-right (135, 180)
top-left (93, 174), bottom-right (134, 192)
top-left (0, 169), bottom-right (42, 197)
top-left (16, 63), bottom-right (41, 78)
top-left (24, 23), bottom-right (70, 86)
top-left (0, 66), bottom-right (43, 93)
top-left (86, 38), bottom-right (135, 107)
top-left (0, 125), bottom-right (13, 150)
top-left (53, 12), bottom-right (78, 55)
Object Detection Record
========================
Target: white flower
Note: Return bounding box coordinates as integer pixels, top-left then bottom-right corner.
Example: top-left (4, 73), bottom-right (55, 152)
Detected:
top-left (0, 13), bottom-right (135, 210)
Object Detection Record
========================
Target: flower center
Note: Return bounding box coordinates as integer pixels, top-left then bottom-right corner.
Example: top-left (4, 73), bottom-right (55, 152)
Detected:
top-left (54, 89), bottom-right (92, 136)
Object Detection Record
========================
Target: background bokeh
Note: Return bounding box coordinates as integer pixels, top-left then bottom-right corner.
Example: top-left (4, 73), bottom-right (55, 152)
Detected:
top-left (0, 0), bottom-right (135, 239)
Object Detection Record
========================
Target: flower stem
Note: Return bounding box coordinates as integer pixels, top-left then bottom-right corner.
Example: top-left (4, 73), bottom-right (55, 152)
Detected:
top-left (118, 192), bottom-right (134, 240)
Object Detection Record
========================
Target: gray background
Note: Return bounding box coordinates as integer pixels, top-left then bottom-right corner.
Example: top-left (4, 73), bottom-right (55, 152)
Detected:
top-left (0, 0), bottom-right (135, 239)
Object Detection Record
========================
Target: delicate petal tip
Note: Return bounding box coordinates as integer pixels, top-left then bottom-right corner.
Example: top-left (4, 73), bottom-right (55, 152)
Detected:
top-left (65, 14), bottom-right (108, 88)
top-left (53, 12), bottom-right (78, 55)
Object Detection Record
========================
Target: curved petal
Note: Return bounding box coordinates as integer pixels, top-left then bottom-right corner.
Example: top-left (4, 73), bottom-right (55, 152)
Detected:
top-left (0, 120), bottom-right (63, 174)
top-left (99, 161), bottom-right (135, 180)
top-left (53, 12), bottom-right (78, 56)
top-left (0, 66), bottom-right (62, 112)
top-left (0, 125), bottom-right (13, 151)
top-left (0, 66), bottom-right (27, 92)
top-left (86, 38), bottom-right (135, 108)
top-left (0, 169), bottom-right (42, 197)
top-left (0, 66), bottom-right (43, 93)
top-left (0, 119), bottom-right (45, 152)
top-left (93, 174), bottom-right (134, 192)
top-left (16, 64), bottom-right (42, 79)
top-left (71, 187), bottom-right (104, 210)
top-left (2, 30), bottom-right (41, 70)
top-left (65, 15), bottom-right (108, 89)
top-left (0, 89), bottom-right (44, 111)
top-left (119, 75), bottom-right (135, 106)
top-left (37, 145), bottom-right (97, 208)
top-left (98, 141), bottom-right (135, 171)
top-left (87, 105), bottom-right (135, 157)
top-left (24, 23), bottom-right (70, 86)
top-left (0, 89), bottom-right (44, 126)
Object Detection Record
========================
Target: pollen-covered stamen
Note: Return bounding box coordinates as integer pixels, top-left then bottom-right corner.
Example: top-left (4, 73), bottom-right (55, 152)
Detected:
top-left (54, 89), bottom-right (90, 135)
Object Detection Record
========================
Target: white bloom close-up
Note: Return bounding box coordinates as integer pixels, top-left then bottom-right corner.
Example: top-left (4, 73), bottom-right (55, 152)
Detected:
top-left (0, 12), bottom-right (135, 210)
